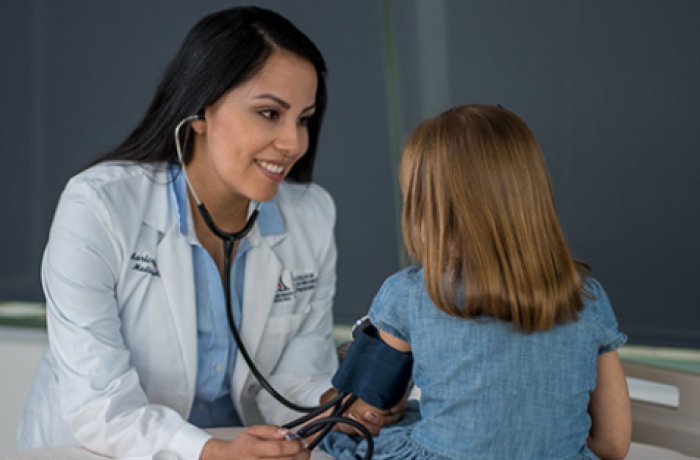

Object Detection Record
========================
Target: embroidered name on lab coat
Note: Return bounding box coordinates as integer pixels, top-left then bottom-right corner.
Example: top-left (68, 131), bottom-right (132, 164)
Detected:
top-left (130, 252), bottom-right (160, 277)
top-left (293, 272), bottom-right (317, 293)
top-left (273, 270), bottom-right (317, 303)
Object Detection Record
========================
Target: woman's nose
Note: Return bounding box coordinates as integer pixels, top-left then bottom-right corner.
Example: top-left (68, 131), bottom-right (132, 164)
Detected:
top-left (275, 121), bottom-right (306, 157)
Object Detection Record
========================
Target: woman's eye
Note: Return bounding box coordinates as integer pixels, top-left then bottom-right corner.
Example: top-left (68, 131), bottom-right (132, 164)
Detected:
top-left (299, 115), bottom-right (312, 126)
top-left (259, 109), bottom-right (279, 121)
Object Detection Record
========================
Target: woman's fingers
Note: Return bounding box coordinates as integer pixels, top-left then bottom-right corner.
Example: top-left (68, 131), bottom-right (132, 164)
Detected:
top-left (379, 395), bottom-right (408, 424)
top-left (250, 439), bottom-right (305, 458)
top-left (344, 394), bottom-right (408, 435)
top-left (244, 425), bottom-right (290, 440)
top-left (229, 425), bottom-right (309, 459)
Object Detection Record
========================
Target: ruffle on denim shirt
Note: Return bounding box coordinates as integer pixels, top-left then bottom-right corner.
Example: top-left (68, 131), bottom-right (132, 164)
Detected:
top-left (582, 277), bottom-right (628, 354)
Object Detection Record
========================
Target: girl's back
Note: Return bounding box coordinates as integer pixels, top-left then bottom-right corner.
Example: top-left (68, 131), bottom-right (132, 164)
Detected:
top-left (364, 267), bottom-right (624, 459)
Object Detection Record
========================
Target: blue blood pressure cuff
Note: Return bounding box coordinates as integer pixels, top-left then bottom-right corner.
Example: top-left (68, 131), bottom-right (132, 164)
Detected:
top-left (331, 317), bottom-right (413, 410)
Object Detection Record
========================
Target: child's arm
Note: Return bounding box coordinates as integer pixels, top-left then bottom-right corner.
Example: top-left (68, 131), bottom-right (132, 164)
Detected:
top-left (378, 329), bottom-right (412, 352)
top-left (319, 327), bottom-right (411, 436)
top-left (587, 350), bottom-right (631, 460)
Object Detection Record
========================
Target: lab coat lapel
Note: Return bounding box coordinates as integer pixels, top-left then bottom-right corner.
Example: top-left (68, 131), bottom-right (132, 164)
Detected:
top-left (240, 227), bottom-right (286, 363)
top-left (233, 225), bottom-right (285, 398)
top-left (157, 222), bottom-right (198, 412)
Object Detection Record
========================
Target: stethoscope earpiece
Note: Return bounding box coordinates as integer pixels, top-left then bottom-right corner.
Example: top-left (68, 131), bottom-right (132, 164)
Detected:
top-left (173, 115), bottom-right (205, 205)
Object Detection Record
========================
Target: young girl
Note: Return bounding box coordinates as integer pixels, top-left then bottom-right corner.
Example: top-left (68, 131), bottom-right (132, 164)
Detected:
top-left (323, 104), bottom-right (631, 459)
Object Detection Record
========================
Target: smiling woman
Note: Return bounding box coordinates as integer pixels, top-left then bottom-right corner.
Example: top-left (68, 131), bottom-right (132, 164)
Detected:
top-left (14, 6), bottom-right (391, 460)
top-left (185, 50), bottom-right (319, 279)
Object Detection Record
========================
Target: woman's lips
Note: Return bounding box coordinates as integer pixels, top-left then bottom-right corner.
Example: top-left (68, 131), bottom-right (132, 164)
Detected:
top-left (256, 159), bottom-right (287, 182)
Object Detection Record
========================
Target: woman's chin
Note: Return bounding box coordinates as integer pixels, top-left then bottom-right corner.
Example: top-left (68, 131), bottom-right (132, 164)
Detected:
top-left (247, 186), bottom-right (280, 204)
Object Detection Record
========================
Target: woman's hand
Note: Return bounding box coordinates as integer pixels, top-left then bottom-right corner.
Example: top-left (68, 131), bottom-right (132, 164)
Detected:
top-left (319, 389), bottom-right (408, 437)
top-left (342, 395), bottom-right (407, 436)
top-left (200, 425), bottom-right (309, 460)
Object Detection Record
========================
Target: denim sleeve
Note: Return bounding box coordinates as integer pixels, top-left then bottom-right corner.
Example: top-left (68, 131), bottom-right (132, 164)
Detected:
top-left (368, 268), bottom-right (414, 343)
top-left (584, 277), bottom-right (628, 354)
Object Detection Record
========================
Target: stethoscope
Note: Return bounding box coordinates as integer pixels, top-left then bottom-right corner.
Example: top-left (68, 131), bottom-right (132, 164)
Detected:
top-left (174, 115), bottom-right (374, 458)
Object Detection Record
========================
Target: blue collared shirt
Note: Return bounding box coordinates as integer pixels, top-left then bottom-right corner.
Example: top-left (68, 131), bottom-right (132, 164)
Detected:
top-left (169, 164), bottom-right (284, 427)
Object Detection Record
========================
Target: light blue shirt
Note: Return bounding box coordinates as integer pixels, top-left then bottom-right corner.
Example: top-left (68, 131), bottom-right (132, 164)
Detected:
top-left (169, 164), bottom-right (285, 427)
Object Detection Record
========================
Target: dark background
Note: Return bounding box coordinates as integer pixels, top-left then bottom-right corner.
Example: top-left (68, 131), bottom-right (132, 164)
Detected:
top-left (1, 1), bottom-right (698, 347)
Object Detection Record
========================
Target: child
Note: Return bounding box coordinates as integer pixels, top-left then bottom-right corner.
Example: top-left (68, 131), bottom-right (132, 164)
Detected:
top-left (323, 104), bottom-right (631, 459)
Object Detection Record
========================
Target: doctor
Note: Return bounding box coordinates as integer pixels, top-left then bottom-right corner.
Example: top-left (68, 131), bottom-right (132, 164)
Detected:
top-left (18, 6), bottom-right (398, 460)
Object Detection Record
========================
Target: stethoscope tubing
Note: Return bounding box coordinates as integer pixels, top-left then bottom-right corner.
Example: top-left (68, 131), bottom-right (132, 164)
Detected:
top-left (175, 115), bottom-right (373, 458)
top-left (222, 237), bottom-right (345, 413)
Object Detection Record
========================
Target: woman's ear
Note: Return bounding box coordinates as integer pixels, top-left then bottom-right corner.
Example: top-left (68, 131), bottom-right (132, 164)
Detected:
top-left (191, 118), bottom-right (206, 135)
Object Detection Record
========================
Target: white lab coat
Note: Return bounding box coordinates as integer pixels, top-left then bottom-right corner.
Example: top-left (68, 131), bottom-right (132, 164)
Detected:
top-left (17, 162), bottom-right (339, 459)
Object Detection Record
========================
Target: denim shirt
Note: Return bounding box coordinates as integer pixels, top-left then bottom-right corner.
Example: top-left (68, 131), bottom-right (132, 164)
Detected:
top-left (169, 165), bottom-right (285, 427)
top-left (361, 267), bottom-right (626, 460)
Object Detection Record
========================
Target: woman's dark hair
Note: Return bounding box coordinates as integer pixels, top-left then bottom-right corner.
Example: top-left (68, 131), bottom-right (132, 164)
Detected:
top-left (94, 6), bottom-right (327, 183)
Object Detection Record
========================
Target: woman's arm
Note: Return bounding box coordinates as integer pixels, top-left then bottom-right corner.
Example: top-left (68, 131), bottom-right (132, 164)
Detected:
top-left (43, 179), bottom-right (209, 458)
top-left (587, 350), bottom-right (632, 460)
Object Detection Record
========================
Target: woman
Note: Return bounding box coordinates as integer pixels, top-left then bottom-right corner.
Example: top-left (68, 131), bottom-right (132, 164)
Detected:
top-left (18, 6), bottom-right (395, 460)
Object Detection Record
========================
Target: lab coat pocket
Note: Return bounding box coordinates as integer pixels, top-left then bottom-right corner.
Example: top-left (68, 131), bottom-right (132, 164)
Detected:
top-left (255, 304), bottom-right (310, 375)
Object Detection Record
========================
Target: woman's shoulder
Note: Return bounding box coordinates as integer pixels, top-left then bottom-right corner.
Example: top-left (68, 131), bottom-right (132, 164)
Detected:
top-left (58, 161), bottom-right (171, 232)
top-left (277, 181), bottom-right (334, 205)
top-left (276, 181), bottom-right (336, 222)
top-left (67, 161), bottom-right (167, 193)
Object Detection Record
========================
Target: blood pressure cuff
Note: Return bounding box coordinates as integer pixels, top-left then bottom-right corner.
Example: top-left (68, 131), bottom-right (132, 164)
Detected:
top-left (331, 321), bottom-right (413, 410)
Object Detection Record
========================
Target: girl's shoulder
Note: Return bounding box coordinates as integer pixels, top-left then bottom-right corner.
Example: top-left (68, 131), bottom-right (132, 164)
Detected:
top-left (369, 267), bottom-right (423, 343)
top-left (580, 276), bottom-right (628, 353)
top-left (581, 276), bottom-right (612, 316)
top-left (383, 265), bottom-right (424, 290)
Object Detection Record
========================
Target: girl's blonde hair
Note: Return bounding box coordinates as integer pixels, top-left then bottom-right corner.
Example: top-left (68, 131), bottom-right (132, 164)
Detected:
top-left (401, 104), bottom-right (585, 332)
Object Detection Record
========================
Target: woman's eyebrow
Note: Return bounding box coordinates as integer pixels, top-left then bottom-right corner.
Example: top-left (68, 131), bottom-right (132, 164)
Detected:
top-left (253, 93), bottom-right (315, 112)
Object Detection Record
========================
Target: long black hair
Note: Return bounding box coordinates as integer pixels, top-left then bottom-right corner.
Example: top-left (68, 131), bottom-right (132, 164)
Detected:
top-left (94, 6), bottom-right (327, 183)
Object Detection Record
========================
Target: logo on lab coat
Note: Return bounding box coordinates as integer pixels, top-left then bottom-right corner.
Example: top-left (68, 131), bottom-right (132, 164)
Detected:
top-left (273, 270), bottom-right (317, 303)
top-left (274, 273), bottom-right (294, 303)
